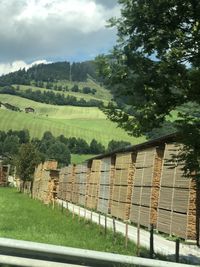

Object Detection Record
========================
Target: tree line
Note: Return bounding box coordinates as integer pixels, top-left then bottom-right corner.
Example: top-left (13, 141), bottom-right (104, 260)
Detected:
top-left (0, 86), bottom-right (103, 108)
top-left (1, 129), bottom-right (131, 185)
top-left (1, 129), bottom-right (132, 167)
top-left (0, 60), bottom-right (98, 85)
top-left (32, 82), bottom-right (97, 96)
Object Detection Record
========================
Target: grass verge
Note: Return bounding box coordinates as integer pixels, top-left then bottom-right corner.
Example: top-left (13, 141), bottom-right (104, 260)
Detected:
top-left (0, 188), bottom-right (148, 256)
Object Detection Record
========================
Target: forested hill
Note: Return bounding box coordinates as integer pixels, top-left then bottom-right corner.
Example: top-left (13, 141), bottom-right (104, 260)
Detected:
top-left (0, 60), bottom-right (98, 85)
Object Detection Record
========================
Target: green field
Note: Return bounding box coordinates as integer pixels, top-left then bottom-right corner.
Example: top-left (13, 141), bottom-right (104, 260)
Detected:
top-left (0, 188), bottom-right (141, 255)
top-left (15, 78), bottom-right (112, 104)
top-left (0, 94), bottom-right (145, 146)
top-left (71, 154), bottom-right (95, 164)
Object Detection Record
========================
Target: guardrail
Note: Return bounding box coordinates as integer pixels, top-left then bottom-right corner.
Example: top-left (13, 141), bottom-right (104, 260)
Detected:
top-left (0, 237), bottom-right (197, 267)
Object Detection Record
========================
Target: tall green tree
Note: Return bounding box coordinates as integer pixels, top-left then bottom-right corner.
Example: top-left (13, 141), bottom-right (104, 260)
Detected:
top-left (90, 139), bottom-right (105, 154)
top-left (46, 141), bottom-right (71, 167)
top-left (96, 0), bottom-right (200, 178)
top-left (16, 143), bottom-right (41, 188)
top-left (3, 135), bottom-right (20, 156)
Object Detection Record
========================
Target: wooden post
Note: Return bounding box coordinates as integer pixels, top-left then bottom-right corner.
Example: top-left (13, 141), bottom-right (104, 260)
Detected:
top-left (104, 215), bottom-right (107, 235)
top-left (78, 206), bottom-right (80, 221)
top-left (113, 218), bottom-right (116, 236)
top-left (175, 239), bottom-right (180, 263)
top-left (84, 209), bottom-right (86, 221)
top-left (150, 224), bottom-right (154, 259)
top-left (137, 223), bottom-right (140, 256)
top-left (125, 222), bottom-right (128, 248)
top-left (72, 204), bottom-right (75, 219)
top-left (99, 214), bottom-right (101, 226)
top-left (52, 198), bottom-right (55, 210)
top-left (61, 201), bottom-right (64, 213)
top-left (91, 211), bottom-right (93, 222)
top-left (66, 202), bottom-right (68, 217)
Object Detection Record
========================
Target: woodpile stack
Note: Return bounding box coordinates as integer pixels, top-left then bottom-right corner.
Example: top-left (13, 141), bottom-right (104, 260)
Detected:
top-left (75, 164), bottom-right (88, 206)
top-left (111, 153), bottom-right (136, 220)
top-left (32, 160), bottom-right (59, 204)
top-left (97, 157), bottom-right (112, 214)
top-left (61, 165), bottom-right (74, 202)
top-left (150, 147), bottom-right (165, 225)
top-left (32, 163), bottom-right (43, 199)
top-left (86, 160), bottom-right (101, 209)
top-left (0, 164), bottom-right (9, 187)
top-left (157, 143), bottom-right (196, 239)
top-left (45, 170), bottom-right (59, 205)
top-left (130, 147), bottom-right (164, 227)
top-left (43, 160), bottom-right (57, 170)
top-left (32, 138), bottom-right (200, 242)
top-left (57, 167), bottom-right (67, 200)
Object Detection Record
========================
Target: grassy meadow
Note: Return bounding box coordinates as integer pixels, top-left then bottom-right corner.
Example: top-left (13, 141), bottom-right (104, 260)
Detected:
top-left (15, 78), bottom-right (112, 104)
top-left (0, 94), bottom-right (145, 146)
top-left (0, 188), bottom-right (141, 256)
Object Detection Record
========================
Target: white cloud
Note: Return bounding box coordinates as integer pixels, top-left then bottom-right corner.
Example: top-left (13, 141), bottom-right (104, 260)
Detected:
top-left (14, 0), bottom-right (120, 33)
top-left (15, 0), bottom-right (109, 33)
top-left (0, 60), bottom-right (50, 76)
top-left (0, 0), bottom-right (120, 63)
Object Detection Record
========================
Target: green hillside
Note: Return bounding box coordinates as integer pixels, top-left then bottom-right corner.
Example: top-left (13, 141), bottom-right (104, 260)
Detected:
top-left (0, 94), bottom-right (145, 146)
top-left (16, 78), bottom-right (112, 104)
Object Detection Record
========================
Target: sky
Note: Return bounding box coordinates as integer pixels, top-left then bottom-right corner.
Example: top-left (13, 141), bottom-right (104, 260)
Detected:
top-left (0, 0), bottom-right (120, 75)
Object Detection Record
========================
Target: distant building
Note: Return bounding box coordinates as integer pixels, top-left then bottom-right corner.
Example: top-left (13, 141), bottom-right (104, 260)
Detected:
top-left (25, 107), bottom-right (35, 113)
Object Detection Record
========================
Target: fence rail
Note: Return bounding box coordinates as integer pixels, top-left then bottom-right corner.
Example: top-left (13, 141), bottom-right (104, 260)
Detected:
top-left (0, 237), bottom-right (196, 267)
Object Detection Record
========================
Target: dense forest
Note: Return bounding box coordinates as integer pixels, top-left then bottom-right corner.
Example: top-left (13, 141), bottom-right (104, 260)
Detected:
top-left (0, 61), bottom-right (98, 85)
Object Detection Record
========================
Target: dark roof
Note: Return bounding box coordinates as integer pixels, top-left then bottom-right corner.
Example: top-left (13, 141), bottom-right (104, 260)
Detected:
top-left (87, 132), bottom-right (178, 162)
top-left (25, 107), bottom-right (34, 110)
